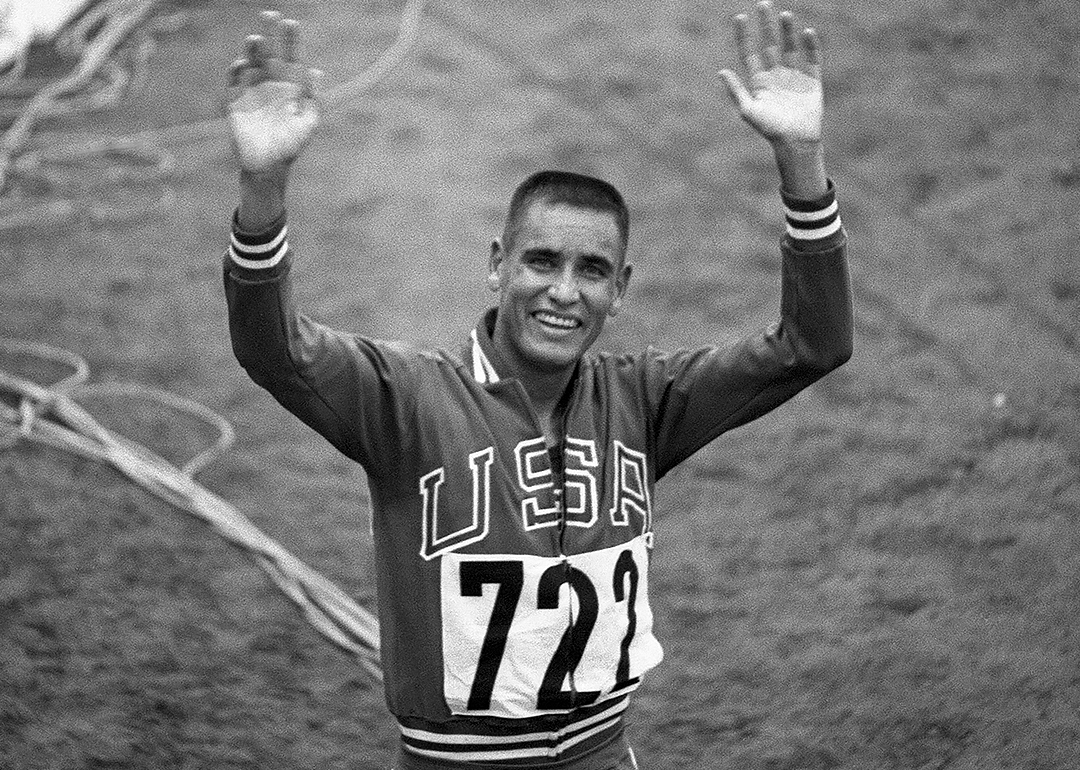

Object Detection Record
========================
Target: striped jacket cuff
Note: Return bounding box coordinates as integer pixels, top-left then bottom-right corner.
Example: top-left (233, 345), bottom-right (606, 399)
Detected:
top-left (229, 210), bottom-right (289, 270)
top-left (781, 180), bottom-right (843, 249)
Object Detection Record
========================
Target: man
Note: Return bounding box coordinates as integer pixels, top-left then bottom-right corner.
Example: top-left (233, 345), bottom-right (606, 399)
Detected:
top-left (223, 2), bottom-right (851, 768)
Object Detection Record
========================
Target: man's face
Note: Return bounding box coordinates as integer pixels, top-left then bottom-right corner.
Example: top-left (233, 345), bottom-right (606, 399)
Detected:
top-left (490, 199), bottom-right (631, 374)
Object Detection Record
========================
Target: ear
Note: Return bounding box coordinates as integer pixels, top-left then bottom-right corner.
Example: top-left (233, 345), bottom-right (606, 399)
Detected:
top-left (487, 238), bottom-right (504, 292)
top-left (608, 262), bottom-right (633, 317)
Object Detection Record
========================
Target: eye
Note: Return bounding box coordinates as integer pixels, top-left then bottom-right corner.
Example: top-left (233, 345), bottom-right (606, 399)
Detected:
top-left (525, 252), bottom-right (557, 270)
top-left (579, 260), bottom-right (610, 280)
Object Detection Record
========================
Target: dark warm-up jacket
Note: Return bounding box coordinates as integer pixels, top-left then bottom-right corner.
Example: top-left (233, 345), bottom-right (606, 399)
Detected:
top-left (223, 182), bottom-right (852, 767)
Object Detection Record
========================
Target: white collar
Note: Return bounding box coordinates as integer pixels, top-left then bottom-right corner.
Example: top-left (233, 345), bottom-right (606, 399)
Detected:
top-left (469, 328), bottom-right (500, 384)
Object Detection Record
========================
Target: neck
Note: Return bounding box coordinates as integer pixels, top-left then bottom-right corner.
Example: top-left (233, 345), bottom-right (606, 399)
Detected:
top-left (491, 328), bottom-right (576, 417)
top-left (517, 366), bottom-right (575, 418)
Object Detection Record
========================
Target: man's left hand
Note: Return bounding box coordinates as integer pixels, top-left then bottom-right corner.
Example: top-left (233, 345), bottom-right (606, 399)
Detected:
top-left (719, 1), bottom-right (822, 149)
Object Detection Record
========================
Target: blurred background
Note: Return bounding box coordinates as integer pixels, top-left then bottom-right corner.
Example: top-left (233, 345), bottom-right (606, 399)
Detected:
top-left (1, 0), bottom-right (1078, 767)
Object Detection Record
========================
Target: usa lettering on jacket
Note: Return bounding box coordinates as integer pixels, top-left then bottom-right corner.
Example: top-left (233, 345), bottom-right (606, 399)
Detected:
top-left (419, 437), bottom-right (652, 560)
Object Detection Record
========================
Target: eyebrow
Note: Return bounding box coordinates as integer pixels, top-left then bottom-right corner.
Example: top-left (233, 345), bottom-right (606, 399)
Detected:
top-left (522, 247), bottom-right (560, 259)
top-left (580, 254), bottom-right (615, 272)
top-left (521, 247), bottom-right (616, 271)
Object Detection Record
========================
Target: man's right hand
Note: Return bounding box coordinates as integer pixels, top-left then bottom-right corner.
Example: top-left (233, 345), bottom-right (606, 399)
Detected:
top-left (226, 11), bottom-right (320, 177)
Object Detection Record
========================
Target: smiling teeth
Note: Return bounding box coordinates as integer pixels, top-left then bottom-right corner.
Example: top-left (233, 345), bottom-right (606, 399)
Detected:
top-left (535, 312), bottom-right (579, 329)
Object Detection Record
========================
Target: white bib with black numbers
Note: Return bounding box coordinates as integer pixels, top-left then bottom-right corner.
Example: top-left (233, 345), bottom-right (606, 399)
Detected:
top-left (439, 535), bottom-right (662, 718)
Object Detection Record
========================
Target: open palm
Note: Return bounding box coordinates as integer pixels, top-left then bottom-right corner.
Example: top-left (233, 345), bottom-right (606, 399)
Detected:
top-left (226, 12), bottom-right (320, 174)
top-left (229, 79), bottom-right (318, 173)
top-left (719, 1), bottom-right (823, 146)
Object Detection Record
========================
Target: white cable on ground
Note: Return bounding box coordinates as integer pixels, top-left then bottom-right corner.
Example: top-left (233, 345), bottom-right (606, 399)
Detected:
top-left (76, 381), bottom-right (236, 476)
top-left (0, 0), bottom-right (425, 230)
top-left (0, 0), bottom-right (156, 192)
top-left (14, 0), bottom-right (427, 170)
top-left (324, 0), bottom-right (425, 104)
top-left (0, 339), bottom-right (382, 681)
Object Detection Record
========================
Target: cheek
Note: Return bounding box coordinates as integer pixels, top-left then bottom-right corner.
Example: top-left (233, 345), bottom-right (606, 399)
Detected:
top-left (499, 278), bottom-right (536, 313)
top-left (506, 271), bottom-right (547, 299)
top-left (584, 285), bottom-right (619, 315)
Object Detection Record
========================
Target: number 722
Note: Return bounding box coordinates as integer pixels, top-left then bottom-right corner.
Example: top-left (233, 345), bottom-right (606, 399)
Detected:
top-left (454, 548), bottom-right (645, 713)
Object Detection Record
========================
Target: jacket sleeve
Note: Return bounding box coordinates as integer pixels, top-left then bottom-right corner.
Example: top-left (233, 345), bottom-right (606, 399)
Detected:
top-left (222, 211), bottom-right (416, 479)
top-left (646, 181), bottom-right (853, 478)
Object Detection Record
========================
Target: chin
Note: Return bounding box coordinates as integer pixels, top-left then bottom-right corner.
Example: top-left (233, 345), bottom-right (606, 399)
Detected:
top-left (523, 340), bottom-right (585, 372)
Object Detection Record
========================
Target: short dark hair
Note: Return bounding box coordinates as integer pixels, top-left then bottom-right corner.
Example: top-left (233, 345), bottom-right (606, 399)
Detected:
top-left (502, 170), bottom-right (629, 253)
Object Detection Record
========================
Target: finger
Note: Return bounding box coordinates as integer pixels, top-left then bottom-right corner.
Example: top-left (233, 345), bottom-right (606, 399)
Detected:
top-left (734, 13), bottom-right (762, 79)
top-left (756, 0), bottom-right (780, 69)
top-left (227, 57), bottom-right (248, 87)
top-left (718, 69), bottom-right (752, 113)
top-left (260, 9), bottom-right (282, 58)
top-left (801, 27), bottom-right (821, 79)
top-left (245, 34), bottom-right (270, 68)
top-left (281, 17), bottom-right (299, 63)
top-left (301, 66), bottom-right (323, 101)
top-left (779, 11), bottom-right (799, 68)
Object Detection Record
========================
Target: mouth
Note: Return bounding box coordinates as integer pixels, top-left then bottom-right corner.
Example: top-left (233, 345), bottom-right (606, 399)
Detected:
top-left (532, 310), bottom-right (582, 331)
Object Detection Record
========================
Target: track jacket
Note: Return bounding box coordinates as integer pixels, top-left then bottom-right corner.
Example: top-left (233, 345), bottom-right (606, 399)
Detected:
top-left (223, 182), bottom-right (852, 767)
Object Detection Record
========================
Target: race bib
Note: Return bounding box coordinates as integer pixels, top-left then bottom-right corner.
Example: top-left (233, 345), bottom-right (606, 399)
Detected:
top-left (439, 536), bottom-right (662, 717)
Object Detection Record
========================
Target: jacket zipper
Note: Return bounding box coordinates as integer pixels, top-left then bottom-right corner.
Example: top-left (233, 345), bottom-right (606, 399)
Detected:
top-left (553, 404), bottom-right (580, 706)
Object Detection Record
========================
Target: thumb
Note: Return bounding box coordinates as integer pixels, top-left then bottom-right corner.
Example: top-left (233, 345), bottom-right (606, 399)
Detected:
top-left (302, 67), bottom-right (324, 102)
top-left (718, 69), bottom-right (751, 113)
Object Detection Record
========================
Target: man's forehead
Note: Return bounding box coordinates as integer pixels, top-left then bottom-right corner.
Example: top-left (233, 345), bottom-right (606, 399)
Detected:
top-left (516, 199), bottom-right (622, 243)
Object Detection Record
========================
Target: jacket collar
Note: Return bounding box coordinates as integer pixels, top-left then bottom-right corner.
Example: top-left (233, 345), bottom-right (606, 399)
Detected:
top-left (466, 308), bottom-right (585, 392)
top-left (467, 308), bottom-right (504, 384)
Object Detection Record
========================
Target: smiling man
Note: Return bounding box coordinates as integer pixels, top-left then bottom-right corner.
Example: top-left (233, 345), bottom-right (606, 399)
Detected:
top-left (488, 173), bottom-right (632, 442)
top-left (223, 3), bottom-right (851, 769)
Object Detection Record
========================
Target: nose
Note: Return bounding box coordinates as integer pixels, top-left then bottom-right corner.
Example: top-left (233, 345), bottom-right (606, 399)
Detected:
top-left (548, 266), bottom-right (580, 305)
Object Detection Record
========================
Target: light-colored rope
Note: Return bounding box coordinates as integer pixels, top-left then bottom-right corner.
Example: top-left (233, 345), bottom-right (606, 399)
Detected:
top-left (75, 381), bottom-right (236, 476)
top-left (324, 0), bottom-right (426, 104)
top-left (0, 339), bottom-right (382, 679)
top-left (0, 0), bottom-right (425, 229)
top-left (0, 0), bottom-right (157, 192)
top-left (13, 0), bottom-right (427, 167)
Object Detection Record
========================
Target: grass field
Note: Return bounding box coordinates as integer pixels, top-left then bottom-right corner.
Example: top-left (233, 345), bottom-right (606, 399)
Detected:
top-left (1, 0), bottom-right (1079, 767)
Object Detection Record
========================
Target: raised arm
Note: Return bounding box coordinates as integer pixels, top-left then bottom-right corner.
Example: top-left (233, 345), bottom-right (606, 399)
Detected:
top-left (221, 14), bottom-right (416, 478)
top-left (647, 3), bottom-right (852, 476)
top-left (226, 10), bottom-right (320, 231)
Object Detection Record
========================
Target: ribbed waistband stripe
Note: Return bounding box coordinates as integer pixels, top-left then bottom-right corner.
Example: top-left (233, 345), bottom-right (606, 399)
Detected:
top-left (399, 694), bottom-right (630, 762)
